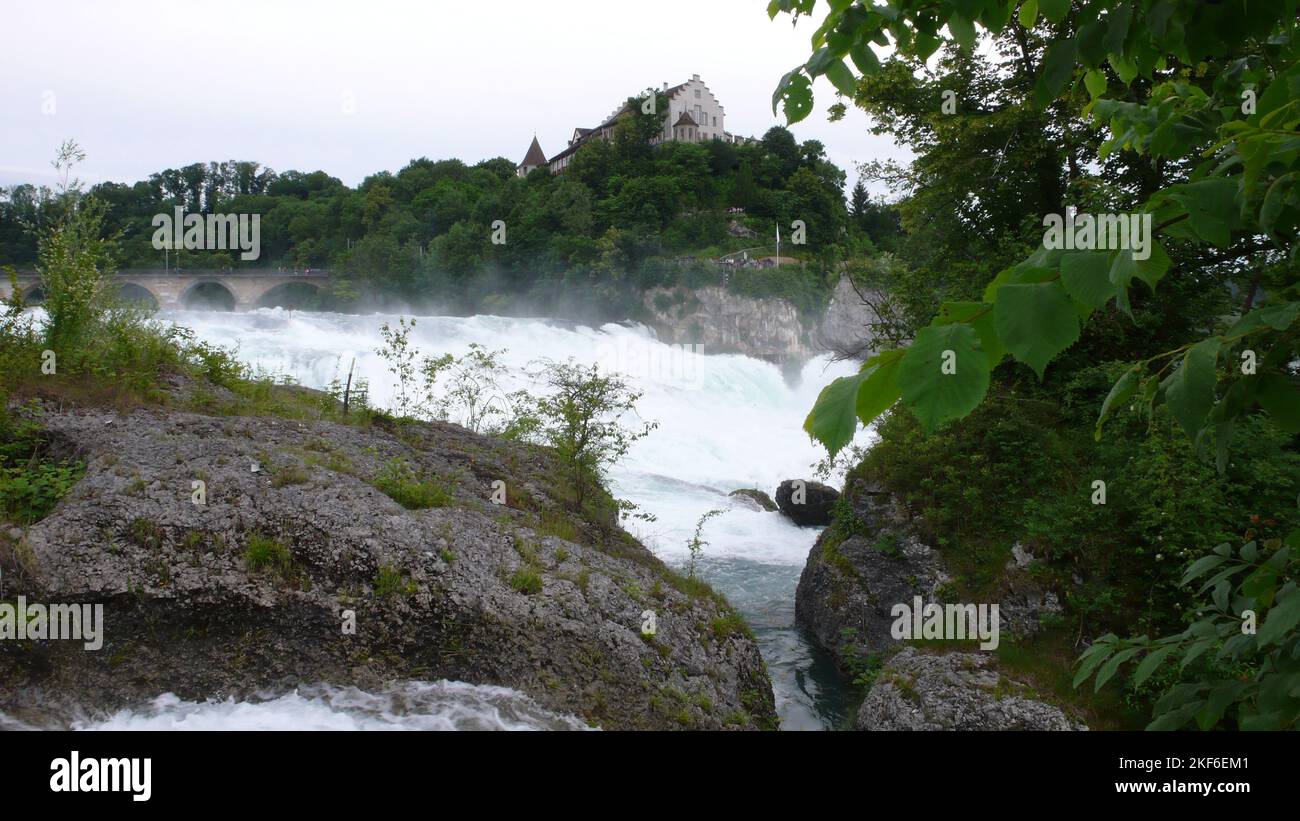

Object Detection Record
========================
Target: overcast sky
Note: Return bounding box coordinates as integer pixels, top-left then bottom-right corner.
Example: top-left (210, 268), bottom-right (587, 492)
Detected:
top-left (1, 0), bottom-right (908, 196)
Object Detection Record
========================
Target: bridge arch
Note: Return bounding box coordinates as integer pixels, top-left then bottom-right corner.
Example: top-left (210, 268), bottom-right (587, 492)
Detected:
top-left (181, 280), bottom-right (237, 311)
top-left (22, 284), bottom-right (46, 304)
top-left (256, 280), bottom-right (323, 310)
top-left (114, 281), bottom-right (160, 310)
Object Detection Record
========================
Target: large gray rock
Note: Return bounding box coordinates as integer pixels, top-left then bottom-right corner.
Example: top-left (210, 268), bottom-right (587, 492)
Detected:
top-left (795, 480), bottom-right (946, 667)
top-left (728, 488), bottom-right (777, 512)
top-left (0, 391), bottom-right (776, 731)
top-left (775, 479), bottom-right (840, 526)
top-left (856, 648), bottom-right (1086, 730)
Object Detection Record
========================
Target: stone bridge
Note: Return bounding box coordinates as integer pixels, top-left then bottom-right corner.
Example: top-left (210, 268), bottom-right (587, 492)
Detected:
top-left (1, 269), bottom-right (332, 311)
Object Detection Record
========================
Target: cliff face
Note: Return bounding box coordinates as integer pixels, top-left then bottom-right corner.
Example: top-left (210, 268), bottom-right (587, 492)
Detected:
top-left (643, 286), bottom-right (813, 362)
top-left (0, 388), bottom-right (776, 730)
top-left (642, 275), bottom-right (881, 365)
top-left (814, 275), bottom-right (884, 360)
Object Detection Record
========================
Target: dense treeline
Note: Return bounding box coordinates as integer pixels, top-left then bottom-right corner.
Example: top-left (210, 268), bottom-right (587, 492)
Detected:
top-left (0, 106), bottom-right (899, 318)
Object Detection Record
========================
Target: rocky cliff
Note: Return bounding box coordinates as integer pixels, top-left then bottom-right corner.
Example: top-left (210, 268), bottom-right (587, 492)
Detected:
top-left (642, 286), bottom-right (813, 363)
top-left (641, 275), bottom-right (880, 365)
top-left (0, 383), bottom-right (776, 730)
top-left (814, 275), bottom-right (884, 360)
top-left (794, 473), bottom-right (1082, 731)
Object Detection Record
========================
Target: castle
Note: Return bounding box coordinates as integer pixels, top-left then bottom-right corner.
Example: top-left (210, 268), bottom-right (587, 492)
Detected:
top-left (517, 74), bottom-right (748, 176)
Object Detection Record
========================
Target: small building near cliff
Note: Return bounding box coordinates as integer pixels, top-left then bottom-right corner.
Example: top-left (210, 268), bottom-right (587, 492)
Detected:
top-left (515, 74), bottom-right (751, 176)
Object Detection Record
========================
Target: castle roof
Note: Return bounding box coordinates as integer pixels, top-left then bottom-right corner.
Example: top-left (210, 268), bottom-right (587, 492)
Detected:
top-left (518, 136), bottom-right (547, 168)
top-left (673, 111), bottom-right (698, 127)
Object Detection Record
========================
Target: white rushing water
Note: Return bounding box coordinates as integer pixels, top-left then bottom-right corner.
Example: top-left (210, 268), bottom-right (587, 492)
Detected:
top-left (71, 308), bottom-right (873, 730)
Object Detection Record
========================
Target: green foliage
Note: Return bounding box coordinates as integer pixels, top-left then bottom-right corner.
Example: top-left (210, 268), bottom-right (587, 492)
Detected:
top-left (374, 563), bottom-right (416, 598)
top-left (686, 509), bottom-right (725, 578)
top-left (2, 121), bottom-right (862, 319)
top-left (372, 458), bottom-right (454, 510)
top-left (0, 406), bottom-right (83, 526)
top-left (1077, 532), bottom-right (1300, 730)
top-left (509, 566), bottom-right (543, 595)
top-left (785, 2), bottom-right (1300, 459)
top-left (36, 141), bottom-right (116, 355)
top-left (522, 359), bottom-right (657, 512)
top-left (244, 532), bottom-right (293, 578)
top-left (0, 460), bottom-right (82, 525)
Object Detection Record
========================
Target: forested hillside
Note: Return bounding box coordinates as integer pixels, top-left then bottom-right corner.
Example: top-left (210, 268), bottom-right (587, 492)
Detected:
top-left (0, 104), bottom-right (897, 318)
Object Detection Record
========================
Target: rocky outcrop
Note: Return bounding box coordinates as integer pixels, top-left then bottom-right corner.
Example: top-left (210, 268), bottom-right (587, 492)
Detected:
top-left (795, 479), bottom-right (946, 665)
top-left (775, 479), bottom-right (840, 526)
top-left (727, 488), bottom-right (777, 512)
top-left (643, 286), bottom-right (811, 362)
top-left (814, 274), bottom-right (882, 361)
top-left (855, 648), bottom-right (1086, 731)
top-left (0, 388), bottom-right (776, 731)
top-left (998, 543), bottom-right (1065, 639)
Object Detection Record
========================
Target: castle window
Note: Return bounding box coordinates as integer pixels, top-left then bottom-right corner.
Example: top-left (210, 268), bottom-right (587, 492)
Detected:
top-left (694, 89), bottom-right (701, 98)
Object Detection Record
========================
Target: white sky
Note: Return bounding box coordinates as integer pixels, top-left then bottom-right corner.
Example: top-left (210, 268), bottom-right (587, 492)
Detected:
top-left (0, 0), bottom-right (908, 197)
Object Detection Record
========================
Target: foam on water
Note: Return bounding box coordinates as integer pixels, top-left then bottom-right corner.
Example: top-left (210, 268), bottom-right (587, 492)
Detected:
top-left (64, 682), bottom-right (592, 731)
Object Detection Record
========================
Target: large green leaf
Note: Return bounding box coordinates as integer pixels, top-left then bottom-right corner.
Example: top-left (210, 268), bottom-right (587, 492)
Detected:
top-left (1096, 363), bottom-right (1141, 439)
top-left (993, 280), bottom-right (1081, 380)
top-left (804, 371), bottom-right (868, 458)
top-left (1039, 0), bottom-right (1070, 23)
top-left (1165, 337), bottom-right (1222, 439)
top-left (1034, 39), bottom-right (1078, 109)
top-left (825, 59), bottom-right (857, 96)
top-left (856, 350), bottom-right (905, 427)
top-left (1017, 0), bottom-right (1038, 27)
top-left (1257, 587), bottom-right (1300, 648)
top-left (1169, 178), bottom-right (1241, 247)
top-left (935, 301), bottom-right (1004, 362)
top-left (773, 70), bottom-right (814, 122)
top-left (1255, 373), bottom-right (1300, 433)
top-left (948, 14), bottom-right (976, 52)
top-left (802, 350), bottom-right (903, 457)
top-left (1226, 302), bottom-right (1300, 337)
top-left (1060, 251), bottom-right (1118, 309)
top-left (897, 324), bottom-right (990, 433)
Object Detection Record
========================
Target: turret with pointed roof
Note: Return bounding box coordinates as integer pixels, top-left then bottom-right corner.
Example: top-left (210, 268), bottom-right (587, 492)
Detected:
top-left (516, 136), bottom-right (548, 177)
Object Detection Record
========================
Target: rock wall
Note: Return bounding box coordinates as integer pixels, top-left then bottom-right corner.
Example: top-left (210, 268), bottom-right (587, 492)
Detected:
top-left (642, 286), bottom-right (812, 362)
top-left (642, 275), bottom-right (881, 365)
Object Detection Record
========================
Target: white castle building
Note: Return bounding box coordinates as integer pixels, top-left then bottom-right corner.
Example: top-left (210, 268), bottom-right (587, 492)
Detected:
top-left (517, 74), bottom-right (749, 176)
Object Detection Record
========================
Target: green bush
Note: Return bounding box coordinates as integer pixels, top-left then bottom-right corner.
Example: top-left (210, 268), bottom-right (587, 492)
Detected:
top-left (244, 532), bottom-right (293, 578)
top-left (372, 458), bottom-right (453, 509)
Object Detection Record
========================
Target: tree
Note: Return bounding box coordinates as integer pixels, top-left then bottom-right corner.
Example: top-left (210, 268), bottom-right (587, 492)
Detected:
top-left (525, 359), bottom-right (657, 513)
top-left (780, 0), bottom-right (1300, 730)
top-left (848, 179), bottom-right (869, 224)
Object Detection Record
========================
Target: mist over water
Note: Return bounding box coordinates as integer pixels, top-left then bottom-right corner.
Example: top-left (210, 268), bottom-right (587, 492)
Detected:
top-left (84, 307), bottom-right (872, 730)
